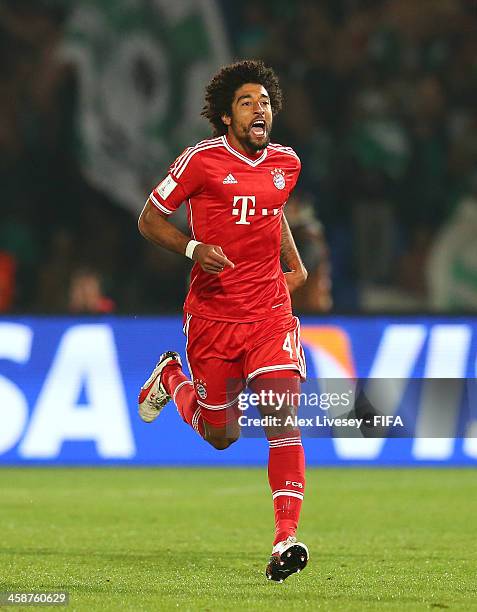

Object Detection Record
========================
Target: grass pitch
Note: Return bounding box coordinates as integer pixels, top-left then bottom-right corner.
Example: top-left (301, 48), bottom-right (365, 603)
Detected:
top-left (0, 467), bottom-right (476, 611)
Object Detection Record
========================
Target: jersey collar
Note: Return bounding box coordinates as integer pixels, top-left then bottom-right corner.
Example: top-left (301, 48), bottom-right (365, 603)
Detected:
top-left (222, 135), bottom-right (268, 167)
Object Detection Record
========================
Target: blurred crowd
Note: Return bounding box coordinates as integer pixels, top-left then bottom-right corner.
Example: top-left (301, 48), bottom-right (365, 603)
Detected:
top-left (225, 0), bottom-right (477, 310)
top-left (0, 0), bottom-right (476, 313)
top-left (0, 0), bottom-right (191, 314)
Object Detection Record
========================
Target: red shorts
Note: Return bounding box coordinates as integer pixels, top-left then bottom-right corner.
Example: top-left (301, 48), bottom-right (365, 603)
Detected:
top-left (183, 311), bottom-right (306, 427)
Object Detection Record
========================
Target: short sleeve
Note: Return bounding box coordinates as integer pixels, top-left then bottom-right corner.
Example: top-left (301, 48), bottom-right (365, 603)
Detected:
top-left (149, 149), bottom-right (205, 215)
top-left (290, 155), bottom-right (301, 192)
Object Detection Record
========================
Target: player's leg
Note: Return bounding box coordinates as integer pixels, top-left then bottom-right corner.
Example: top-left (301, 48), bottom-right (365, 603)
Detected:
top-left (138, 350), bottom-right (204, 435)
top-left (180, 314), bottom-right (244, 449)
top-left (139, 314), bottom-right (243, 449)
top-left (161, 357), bottom-right (204, 436)
top-left (252, 370), bottom-right (304, 545)
top-left (245, 313), bottom-right (308, 581)
top-left (140, 351), bottom-right (241, 449)
top-left (163, 361), bottom-right (241, 448)
top-left (200, 405), bottom-right (241, 450)
top-left (250, 370), bottom-right (308, 581)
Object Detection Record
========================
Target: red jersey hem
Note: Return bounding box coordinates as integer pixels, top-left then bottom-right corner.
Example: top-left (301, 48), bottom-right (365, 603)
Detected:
top-left (183, 304), bottom-right (292, 323)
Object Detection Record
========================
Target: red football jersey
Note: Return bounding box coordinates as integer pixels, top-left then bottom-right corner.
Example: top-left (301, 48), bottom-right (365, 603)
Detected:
top-left (149, 135), bottom-right (301, 322)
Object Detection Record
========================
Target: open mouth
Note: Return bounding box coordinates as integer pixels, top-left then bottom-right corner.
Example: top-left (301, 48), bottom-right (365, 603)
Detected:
top-left (250, 119), bottom-right (266, 138)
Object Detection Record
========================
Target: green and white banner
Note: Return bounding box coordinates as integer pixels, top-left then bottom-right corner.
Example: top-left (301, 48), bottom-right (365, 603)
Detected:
top-left (63, 0), bottom-right (230, 213)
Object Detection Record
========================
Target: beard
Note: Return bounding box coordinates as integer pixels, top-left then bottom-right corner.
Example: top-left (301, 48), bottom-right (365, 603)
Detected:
top-left (242, 133), bottom-right (270, 151)
top-left (231, 120), bottom-right (272, 152)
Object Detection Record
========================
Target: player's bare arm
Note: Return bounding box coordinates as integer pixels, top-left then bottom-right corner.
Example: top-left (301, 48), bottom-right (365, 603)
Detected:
top-left (138, 201), bottom-right (234, 275)
top-left (281, 214), bottom-right (308, 293)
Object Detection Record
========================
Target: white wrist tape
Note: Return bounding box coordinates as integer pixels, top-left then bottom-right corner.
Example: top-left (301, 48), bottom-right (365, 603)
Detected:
top-left (185, 240), bottom-right (202, 260)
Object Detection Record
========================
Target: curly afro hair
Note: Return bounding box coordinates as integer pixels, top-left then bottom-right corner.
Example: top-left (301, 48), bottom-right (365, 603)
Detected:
top-left (201, 60), bottom-right (283, 136)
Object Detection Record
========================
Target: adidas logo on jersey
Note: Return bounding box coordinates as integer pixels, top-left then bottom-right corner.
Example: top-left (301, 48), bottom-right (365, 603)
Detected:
top-left (223, 173), bottom-right (238, 184)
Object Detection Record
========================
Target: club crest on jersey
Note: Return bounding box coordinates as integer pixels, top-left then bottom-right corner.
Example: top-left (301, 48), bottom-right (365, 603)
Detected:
top-left (195, 379), bottom-right (207, 400)
top-left (271, 168), bottom-right (286, 190)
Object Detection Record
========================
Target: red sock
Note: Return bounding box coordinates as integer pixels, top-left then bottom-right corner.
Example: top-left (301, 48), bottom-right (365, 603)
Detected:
top-left (268, 431), bottom-right (305, 546)
top-left (162, 364), bottom-right (204, 437)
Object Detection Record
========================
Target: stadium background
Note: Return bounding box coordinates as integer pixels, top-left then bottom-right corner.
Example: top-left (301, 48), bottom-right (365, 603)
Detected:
top-left (0, 0), bottom-right (475, 467)
top-left (1, 2), bottom-right (476, 610)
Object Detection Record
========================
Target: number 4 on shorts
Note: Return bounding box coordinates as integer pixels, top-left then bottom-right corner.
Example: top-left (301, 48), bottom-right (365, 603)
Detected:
top-left (282, 332), bottom-right (296, 359)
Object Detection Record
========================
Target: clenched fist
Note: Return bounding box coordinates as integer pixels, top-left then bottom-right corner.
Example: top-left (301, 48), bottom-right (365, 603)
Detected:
top-left (192, 244), bottom-right (235, 275)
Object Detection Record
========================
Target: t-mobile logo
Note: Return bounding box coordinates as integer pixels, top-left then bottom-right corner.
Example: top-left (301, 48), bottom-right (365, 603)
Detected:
top-left (232, 195), bottom-right (256, 225)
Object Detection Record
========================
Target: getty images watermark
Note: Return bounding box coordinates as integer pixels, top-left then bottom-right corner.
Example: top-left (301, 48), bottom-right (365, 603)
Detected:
top-left (227, 378), bottom-right (477, 438)
top-left (237, 388), bottom-right (353, 412)
top-left (236, 387), bottom-right (403, 431)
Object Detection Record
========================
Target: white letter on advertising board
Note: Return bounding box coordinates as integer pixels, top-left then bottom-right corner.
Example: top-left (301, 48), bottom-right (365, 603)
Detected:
top-left (20, 325), bottom-right (135, 459)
